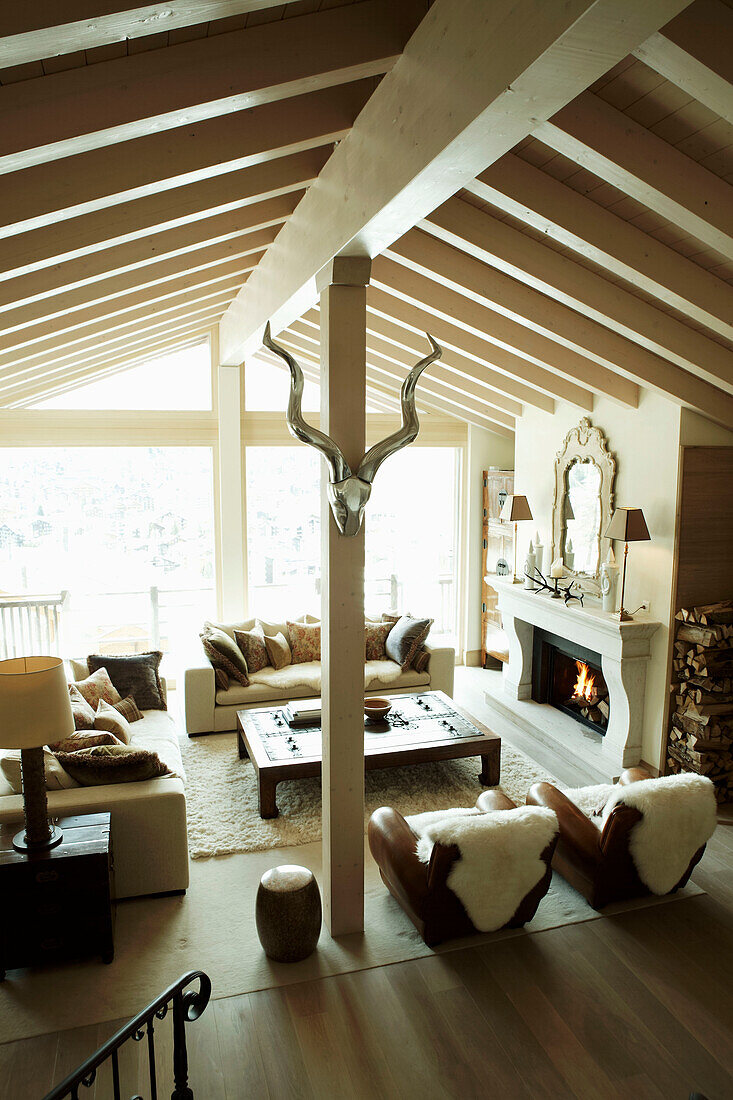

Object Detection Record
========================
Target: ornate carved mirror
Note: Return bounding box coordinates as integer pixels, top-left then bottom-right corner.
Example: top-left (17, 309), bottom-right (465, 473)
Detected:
top-left (552, 418), bottom-right (616, 586)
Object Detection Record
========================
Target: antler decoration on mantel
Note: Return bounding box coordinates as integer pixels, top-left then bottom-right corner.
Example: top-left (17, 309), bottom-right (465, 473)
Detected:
top-left (262, 322), bottom-right (442, 536)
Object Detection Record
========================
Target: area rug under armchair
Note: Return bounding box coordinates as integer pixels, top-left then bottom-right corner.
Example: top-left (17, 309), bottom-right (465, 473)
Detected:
top-left (180, 732), bottom-right (559, 858)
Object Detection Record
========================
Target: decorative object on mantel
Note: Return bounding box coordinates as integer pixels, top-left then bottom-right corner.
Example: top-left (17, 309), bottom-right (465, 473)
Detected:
top-left (533, 531), bottom-right (545, 575)
top-left (496, 558), bottom-right (510, 576)
top-left (604, 507), bottom-right (650, 622)
top-left (523, 541), bottom-right (537, 591)
top-left (263, 322), bottom-right (442, 536)
top-left (0, 655), bottom-right (74, 853)
top-left (601, 546), bottom-right (620, 614)
top-left (526, 566), bottom-right (585, 607)
top-left (552, 417), bottom-right (616, 592)
top-left (499, 494), bottom-right (533, 583)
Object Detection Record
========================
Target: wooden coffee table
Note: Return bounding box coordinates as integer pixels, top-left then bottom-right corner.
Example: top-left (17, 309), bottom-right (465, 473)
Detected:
top-left (236, 690), bottom-right (501, 819)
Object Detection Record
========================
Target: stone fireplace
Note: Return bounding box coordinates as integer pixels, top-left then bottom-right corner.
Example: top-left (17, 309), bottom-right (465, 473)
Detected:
top-left (484, 577), bottom-right (661, 779)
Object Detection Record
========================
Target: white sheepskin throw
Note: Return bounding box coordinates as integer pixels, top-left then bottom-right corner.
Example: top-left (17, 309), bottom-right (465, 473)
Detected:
top-left (601, 773), bottom-right (717, 895)
top-left (564, 783), bottom-right (615, 826)
top-left (247, 659), bottom-right (404, 693)
top-left (406, 805), bottom-right (558, 932)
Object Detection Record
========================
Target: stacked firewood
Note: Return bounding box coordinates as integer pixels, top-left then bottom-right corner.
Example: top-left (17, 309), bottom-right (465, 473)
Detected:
top-left (667, 601), bottom-right (733, 803)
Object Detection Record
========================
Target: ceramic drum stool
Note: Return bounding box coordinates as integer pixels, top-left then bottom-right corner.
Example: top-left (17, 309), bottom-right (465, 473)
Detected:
top-left (255, 865), bottom-right (322, 962)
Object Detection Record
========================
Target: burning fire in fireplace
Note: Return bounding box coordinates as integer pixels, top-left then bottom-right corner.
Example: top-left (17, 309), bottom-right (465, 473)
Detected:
top-left (572, 660), bottom-right (597, 704)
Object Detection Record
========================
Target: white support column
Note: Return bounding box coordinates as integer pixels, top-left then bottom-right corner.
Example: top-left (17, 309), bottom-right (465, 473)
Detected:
top-left (217, 362), bottom-right (247, 620)
top-left (319, 255), bottom-right (371, 936)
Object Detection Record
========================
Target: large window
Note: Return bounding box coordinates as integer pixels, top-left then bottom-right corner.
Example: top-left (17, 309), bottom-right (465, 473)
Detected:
top-left (0, 447), bottom-right (216, 668)
top-left (245, 446), bottom-right (460, 638)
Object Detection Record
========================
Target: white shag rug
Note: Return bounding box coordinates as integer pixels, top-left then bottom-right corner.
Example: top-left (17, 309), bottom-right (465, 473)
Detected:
top-left (181, 732), bottom-right (557, 858)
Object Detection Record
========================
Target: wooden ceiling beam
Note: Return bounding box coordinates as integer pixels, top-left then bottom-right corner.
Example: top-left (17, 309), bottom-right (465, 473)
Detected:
top-left (0, 80), bottom-right (371, 239)
top-left (291, 315), bottom-right (523, 418)
top-left (0, 321), bottom-right (218, 405)
top-left (470, 154), bottom-right (733, 344)
top-left (280, 329), bottom-right (517, 432)
top-left (634, 0), bottom-right (733, 124)
top-left (0, 252), bottom-right (260, 343)
top-left (1, 3), bottom-right (288, 67)
top-left (537, 91), bottom-right (733, 262)
top-left (0, 204), bottom-right (286, 313)
top-left (0, 0), bottom-right (421, 173)
top-left (220, 0), bottom-right (689, 362)
top-left (0, 297), bottom-right (232, 387)
top-left (370, 255), bottom-right (634, 407)
top-left (425, 195), bottom-right (733, 394)
top-left (0, 147), bottom-right (327, 281)
top-left (1, 269), bottom-right (250, 363)
top-left (387, 229), bottom-right (733, 424)
top-left (362, 284), bottom-right (592, 411)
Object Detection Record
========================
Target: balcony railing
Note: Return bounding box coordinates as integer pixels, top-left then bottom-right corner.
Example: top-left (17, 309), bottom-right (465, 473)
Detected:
top-left (0, 591), bottom-right (69, 659)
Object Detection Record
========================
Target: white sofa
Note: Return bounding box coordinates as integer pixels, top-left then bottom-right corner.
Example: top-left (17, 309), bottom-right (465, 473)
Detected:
top-left (0, 663), bottom-right (189, 900)
top-left (184, 616), bottom-right (455, 735)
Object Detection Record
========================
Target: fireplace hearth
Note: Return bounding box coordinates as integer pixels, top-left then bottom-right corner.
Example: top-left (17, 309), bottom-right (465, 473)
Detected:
top-left (532, 628), bottom-right (609, 736)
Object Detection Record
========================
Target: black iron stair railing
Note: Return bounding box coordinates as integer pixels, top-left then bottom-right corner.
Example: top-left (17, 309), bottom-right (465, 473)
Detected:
top-left (43, 970), bottom-right (212, 1100)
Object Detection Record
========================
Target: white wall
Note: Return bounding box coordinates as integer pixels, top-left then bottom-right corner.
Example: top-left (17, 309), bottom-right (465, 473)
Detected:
top-left (463, 424), bottom-right (514, 662)
top-left (513, 391), bottom-right (681, 767)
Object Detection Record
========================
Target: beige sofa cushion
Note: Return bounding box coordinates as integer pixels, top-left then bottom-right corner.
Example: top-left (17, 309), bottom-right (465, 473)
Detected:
top-left (215, 661), bottom-right (430, 705)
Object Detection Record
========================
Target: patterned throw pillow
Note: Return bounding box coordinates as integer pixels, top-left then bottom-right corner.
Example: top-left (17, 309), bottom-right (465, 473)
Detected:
top-left (94, 699), bottom-right (132, 744)
top-left (50, 731), bottom-right (122, 753)
top-left (54, 745), bottom-right (171, 786)
top-left (234, 623), bottom-right (269, 673)
top-left (113, 696), bottom-right (144, 723)
top-left (287, 620), bottom-right (321, 664)
top-left (87, 653), bottom-right (166, 710)
top-left (264, 631), bottom-right (292, 670)
top-left (412, 646), bottom-right (431, 673)
top-left (365, 621), bottom-right (393, 661)
top-left (200, 633), bottom-right (249, 687)
top-left (68, 683), bottom-right (96, 730)
top-left (73, 667), bottom-right (121, 709)
top-left (385, 615), bottom-right (433, 672)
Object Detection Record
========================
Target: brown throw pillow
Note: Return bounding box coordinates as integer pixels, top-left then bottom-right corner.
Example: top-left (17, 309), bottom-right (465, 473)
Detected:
top-left (264, 630), bottom-right (292, 670)
top-left (412, 646), bottom-right (431, 673)
top-left (54, 744), bottom-right (171, 786)
top-left (365, 621), bottom-right (393, 661)
top-left (73, 667), bottom-right (121, 709)
top-left (68, 683), bottom-right (95, 730)
top-left (385, 614), bottom-right (433, 671)
top-left (201, 633), bottom-right (249, 687)
top-left (51, 731), bottom-right (122, 753)
top-left (287, 620), bottom-right (321, 663)
top-left (214, 667), bottom-right (230, 691)
top-left (94, 699), bottom-right (132, 744)
top-left (113, 696), bottom-right (144, 723)
top-left (234, 623), bottom-right (269, 673)
top-left (87, 652), bottom-right (166, 710)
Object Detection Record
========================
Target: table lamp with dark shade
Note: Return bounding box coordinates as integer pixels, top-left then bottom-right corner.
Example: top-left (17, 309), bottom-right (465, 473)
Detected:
top-left (500, 494), bottom-right (533, 583)
top-left (604, 507), bottom-right (650, 622)
top-left (0, 656), bottom-right (73, 852)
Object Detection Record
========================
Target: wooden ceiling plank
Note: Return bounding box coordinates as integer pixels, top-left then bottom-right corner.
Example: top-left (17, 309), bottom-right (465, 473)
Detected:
top-left (362, 285), bottom-right (592, 411)
top-left (370, 255), bottom-right (636, 407)
top-left (387, 228), bottom-right (733, 422)
top-left (292, 312), bottom-right (527, 416)
top-left (537, 91), bottom-right (733, 262)
top-left (1, 3), bottom-right (289, 67)
top-left (257, 348), bottom-right (401, 413)
top-left (0, 80), bottom-right (371, 239)
top-left (634, 0), bottom-right (733, 124)
top-left (0, 254), bottom-right (259, 345)
top-left (425, 195), bottom-right (733, 394)
top-left (280, 329), bottom-right (517, 429)
top-left (0, 147), bottom-right (327, 280)
top-left (0, 270), bottom-right (250, 363)
top-left (0, 207), bottom-right (285, 313)
top-left (470, 153), bottom-right (733, 344)
top-left (0, 0), bottom-right (421, 173)
top-left (220, 0), bottom-right (690, 362)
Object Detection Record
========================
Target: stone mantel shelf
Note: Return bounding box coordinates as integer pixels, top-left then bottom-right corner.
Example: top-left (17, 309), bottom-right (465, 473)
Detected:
top-left (488, 575), bottom-right (662, 772)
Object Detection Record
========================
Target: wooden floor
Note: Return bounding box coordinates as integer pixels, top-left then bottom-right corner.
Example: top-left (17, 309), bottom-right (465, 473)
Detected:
top-left (2, 672), bottom-right (733, 1099)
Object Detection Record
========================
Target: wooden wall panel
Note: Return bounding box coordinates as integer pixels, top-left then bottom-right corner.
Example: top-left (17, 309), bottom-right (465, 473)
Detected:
top-left (674, 446), bottom-right (733, 611)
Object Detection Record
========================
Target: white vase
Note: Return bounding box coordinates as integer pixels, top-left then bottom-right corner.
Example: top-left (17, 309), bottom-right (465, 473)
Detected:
top-left (601, 561), bottom-right (619, 613)
top-left (524, 541), bottom-right (537, 590)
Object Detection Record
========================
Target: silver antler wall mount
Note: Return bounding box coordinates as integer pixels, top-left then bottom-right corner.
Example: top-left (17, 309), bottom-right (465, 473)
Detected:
top-left (262, 322), bottom-right (443, 536)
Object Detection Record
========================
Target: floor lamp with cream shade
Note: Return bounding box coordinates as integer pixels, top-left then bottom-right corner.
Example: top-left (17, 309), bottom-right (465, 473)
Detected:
top-left (0, 656), bottom-right (73, 852)
top-left (499, 494), bottom-right (533, 583)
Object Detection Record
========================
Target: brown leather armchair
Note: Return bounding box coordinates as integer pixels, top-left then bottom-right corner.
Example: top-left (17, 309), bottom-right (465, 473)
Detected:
top-left (368, 791), bottom-right (557, 946)
top-left (527, 767), bottom-right (706, 910)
